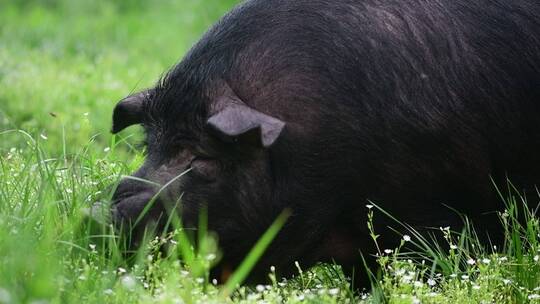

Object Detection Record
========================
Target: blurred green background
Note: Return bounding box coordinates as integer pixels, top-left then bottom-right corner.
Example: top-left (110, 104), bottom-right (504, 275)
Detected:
top-left (0, 0), bottom-right (239, 155)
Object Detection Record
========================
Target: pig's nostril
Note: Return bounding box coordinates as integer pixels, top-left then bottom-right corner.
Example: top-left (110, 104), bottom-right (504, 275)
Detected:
top-left (112, 178), bottom-right (153, 202)
top-left (111, 190), bottom-right (139, 205)
top-left (110, 191), bottom-right (159, 223)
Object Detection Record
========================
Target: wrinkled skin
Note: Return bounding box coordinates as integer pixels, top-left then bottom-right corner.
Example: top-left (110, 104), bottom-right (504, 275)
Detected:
top-left (110, 0), bottom-right (540, 286)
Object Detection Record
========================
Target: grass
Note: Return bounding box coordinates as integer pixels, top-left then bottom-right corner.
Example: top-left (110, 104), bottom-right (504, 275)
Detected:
top-left (1, 1), bottom-right (540, 303)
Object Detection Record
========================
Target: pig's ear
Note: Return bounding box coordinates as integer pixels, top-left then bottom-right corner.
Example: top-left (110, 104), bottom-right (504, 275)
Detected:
top-left (111, 90), bottom-right (149, 134)
top-left (207, 104), bottom-right (285, 148)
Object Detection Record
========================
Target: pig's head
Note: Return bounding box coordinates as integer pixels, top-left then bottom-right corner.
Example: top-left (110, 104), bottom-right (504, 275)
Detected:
top-left (109, 76), bottom-right (292, 278)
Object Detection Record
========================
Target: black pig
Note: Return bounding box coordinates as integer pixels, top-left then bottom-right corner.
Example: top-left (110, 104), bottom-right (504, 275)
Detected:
top-left (110, 0), bottom-right (540, 286)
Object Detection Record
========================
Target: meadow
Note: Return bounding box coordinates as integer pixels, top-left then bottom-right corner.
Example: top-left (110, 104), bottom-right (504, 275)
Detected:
top-left (1, 1), bottom-right (540, 303)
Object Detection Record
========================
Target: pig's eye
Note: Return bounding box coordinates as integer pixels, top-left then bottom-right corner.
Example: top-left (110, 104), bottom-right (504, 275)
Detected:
top-left (189, 157), bottom-right (218, 182)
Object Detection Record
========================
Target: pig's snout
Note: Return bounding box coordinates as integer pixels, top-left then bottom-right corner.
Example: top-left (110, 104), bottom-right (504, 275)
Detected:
top-left (110, 180), bottom-right (164, 233)
top-left (111, 192), bottom-right (155, 222)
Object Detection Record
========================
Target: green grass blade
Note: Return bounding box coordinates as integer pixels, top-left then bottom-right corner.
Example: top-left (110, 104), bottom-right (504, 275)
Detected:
top-left (220, 208), bottom-right (291, 297)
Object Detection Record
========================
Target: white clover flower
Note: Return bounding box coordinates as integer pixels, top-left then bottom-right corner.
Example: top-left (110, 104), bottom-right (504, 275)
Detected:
top-left (384, 249), bottom-right (393, 254)
top-left (121, 275), bottom-right (136, 290)
top-left (481, 258), bottom-right (491, 265)
top-left (461, 275), bottom-right (469, 280)
top-left (450, 244), bottom-right (458, 250)
top-left (89, 244), bottom-right (96, 251)
top-left (329, 288), bottom-right (340, 295)
top-left (118, 267), bottom-right (127, 274)
top-left (402, 275), bottom-right (413, 283)
top-left (403, 235), bottom-right (411, 242)
top-left (427, 279), bottom-right (436, 286)
top-left (256, 285), bottom-right (265, 292)
top-left (467, 258), bottom-right (476, 265)
top-left (212, 279), bottom-right (218, 285)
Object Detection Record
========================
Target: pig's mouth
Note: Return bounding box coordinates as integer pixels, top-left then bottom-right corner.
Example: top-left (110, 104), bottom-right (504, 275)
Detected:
top-left (85, 192), bottom-right (160, 233)
top-left (84, 200), bottom-right (113, 226)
